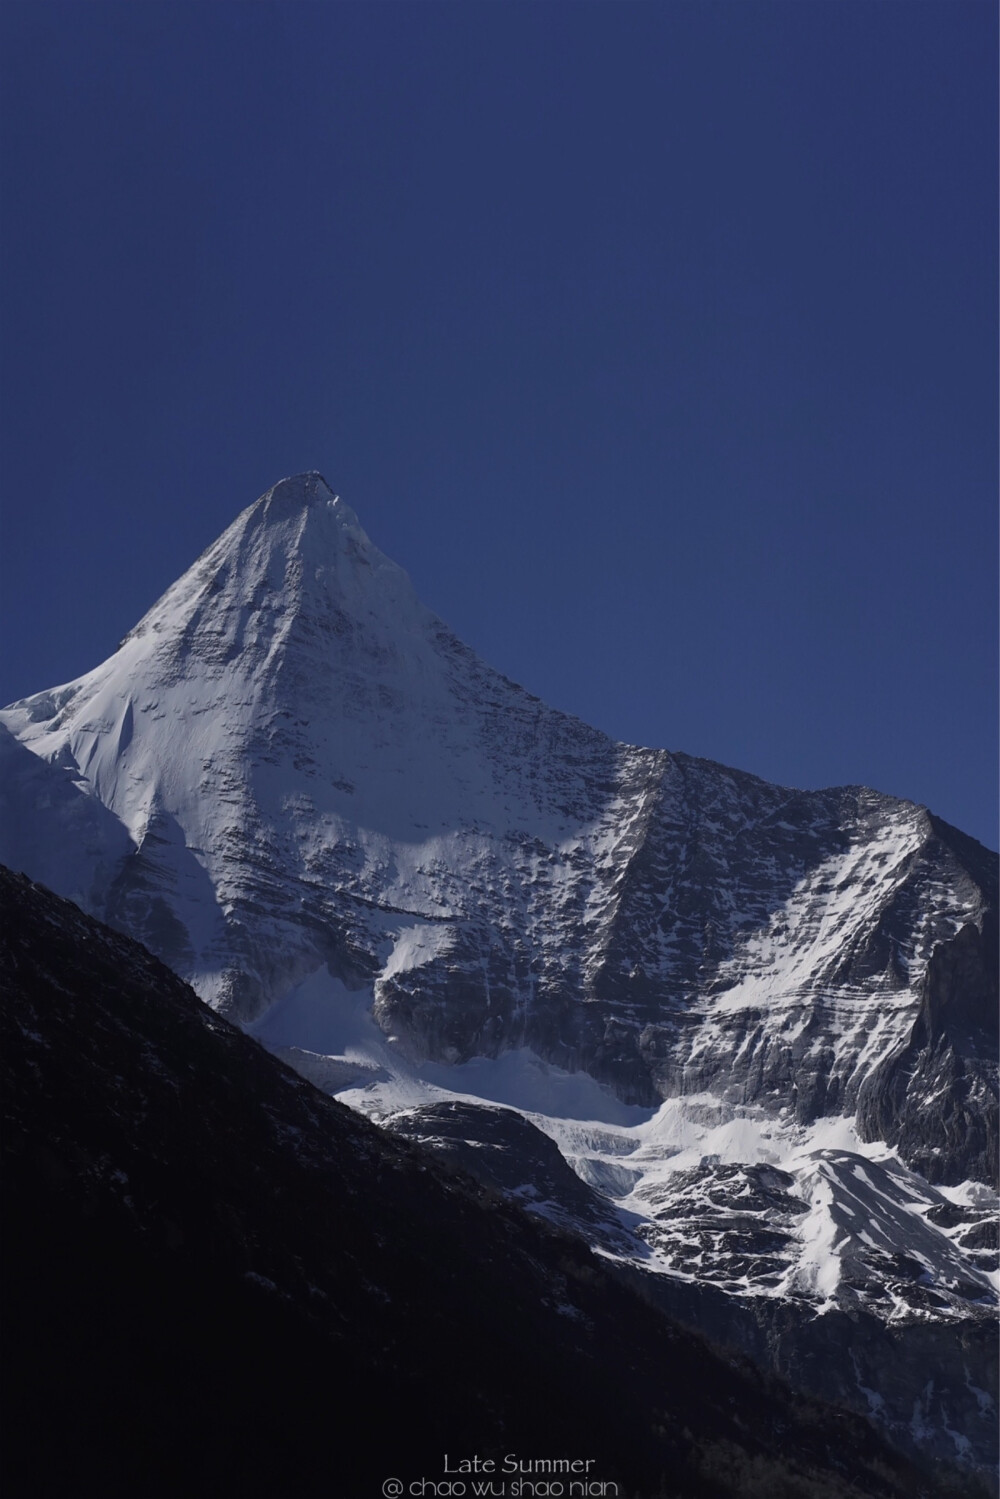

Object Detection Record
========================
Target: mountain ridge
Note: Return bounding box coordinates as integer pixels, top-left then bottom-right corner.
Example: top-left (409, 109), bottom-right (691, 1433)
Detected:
top-left (2, 472), bottom-right (996, 1476)
top-left (1, 473), bottom-right (993, 1164)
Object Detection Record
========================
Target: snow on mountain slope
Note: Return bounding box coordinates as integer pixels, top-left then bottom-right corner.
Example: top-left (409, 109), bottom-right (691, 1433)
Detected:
top-left (0, 721), bottom-right (132, 910)
top-left (3, 474), bottom-right (640, 1020)
top-left (2, 472), bottom-right (996, 1474)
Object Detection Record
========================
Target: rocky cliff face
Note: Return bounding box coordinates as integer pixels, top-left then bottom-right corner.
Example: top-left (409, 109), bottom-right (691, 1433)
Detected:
top-left (2, 473), bottom-right (996, 1478)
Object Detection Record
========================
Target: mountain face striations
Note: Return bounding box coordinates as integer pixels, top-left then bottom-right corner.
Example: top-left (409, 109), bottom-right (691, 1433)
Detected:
top-left (2, 473), bottom-right (996, 1483)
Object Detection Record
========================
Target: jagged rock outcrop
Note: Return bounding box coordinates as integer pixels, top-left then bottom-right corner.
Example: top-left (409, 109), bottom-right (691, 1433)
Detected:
top-left (857, 878), bottom-right (998, 1185)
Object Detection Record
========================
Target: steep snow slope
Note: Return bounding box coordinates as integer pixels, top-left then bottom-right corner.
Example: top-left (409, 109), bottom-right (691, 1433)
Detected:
top-left (2, 473), bottom-right (996, 1473)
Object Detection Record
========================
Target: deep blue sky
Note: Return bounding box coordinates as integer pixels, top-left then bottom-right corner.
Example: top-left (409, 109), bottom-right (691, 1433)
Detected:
top-left (1, 1), bottom-right (996, 847)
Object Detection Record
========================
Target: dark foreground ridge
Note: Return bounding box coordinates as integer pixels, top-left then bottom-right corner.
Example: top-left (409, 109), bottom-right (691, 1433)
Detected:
top-left (0, 867), bottom-right (983, 1499)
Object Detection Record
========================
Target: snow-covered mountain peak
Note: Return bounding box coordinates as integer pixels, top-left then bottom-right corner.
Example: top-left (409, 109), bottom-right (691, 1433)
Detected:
top-left (264, 468), bottom-right (335, 505)
top-left (1, 475), bottom-right (994, 1172)
top-left (251, 469), bottom-right (386, 546)
top-left (2, 473), bottom-right (995, 1485)
top-left (1, 476), bottom-right (622, 993)
top-left (115, 471), bottom-right (420, 659)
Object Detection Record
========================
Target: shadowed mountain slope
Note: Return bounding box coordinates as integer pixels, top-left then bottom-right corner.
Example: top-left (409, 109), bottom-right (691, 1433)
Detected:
top-left (0, 866), bottom-right (978, 1499)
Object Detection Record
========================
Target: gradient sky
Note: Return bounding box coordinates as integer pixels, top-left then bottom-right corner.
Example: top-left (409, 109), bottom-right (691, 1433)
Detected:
top-left (1, 1), bottom-right (996, 847)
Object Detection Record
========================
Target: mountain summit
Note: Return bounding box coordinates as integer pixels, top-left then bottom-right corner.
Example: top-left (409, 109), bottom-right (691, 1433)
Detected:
top-left (2, 475), bottom-right (997, 1478)
top-left (122, 472), bottom-right (425, 668)
top-left (2, 475), bottom-right (993, 1149)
